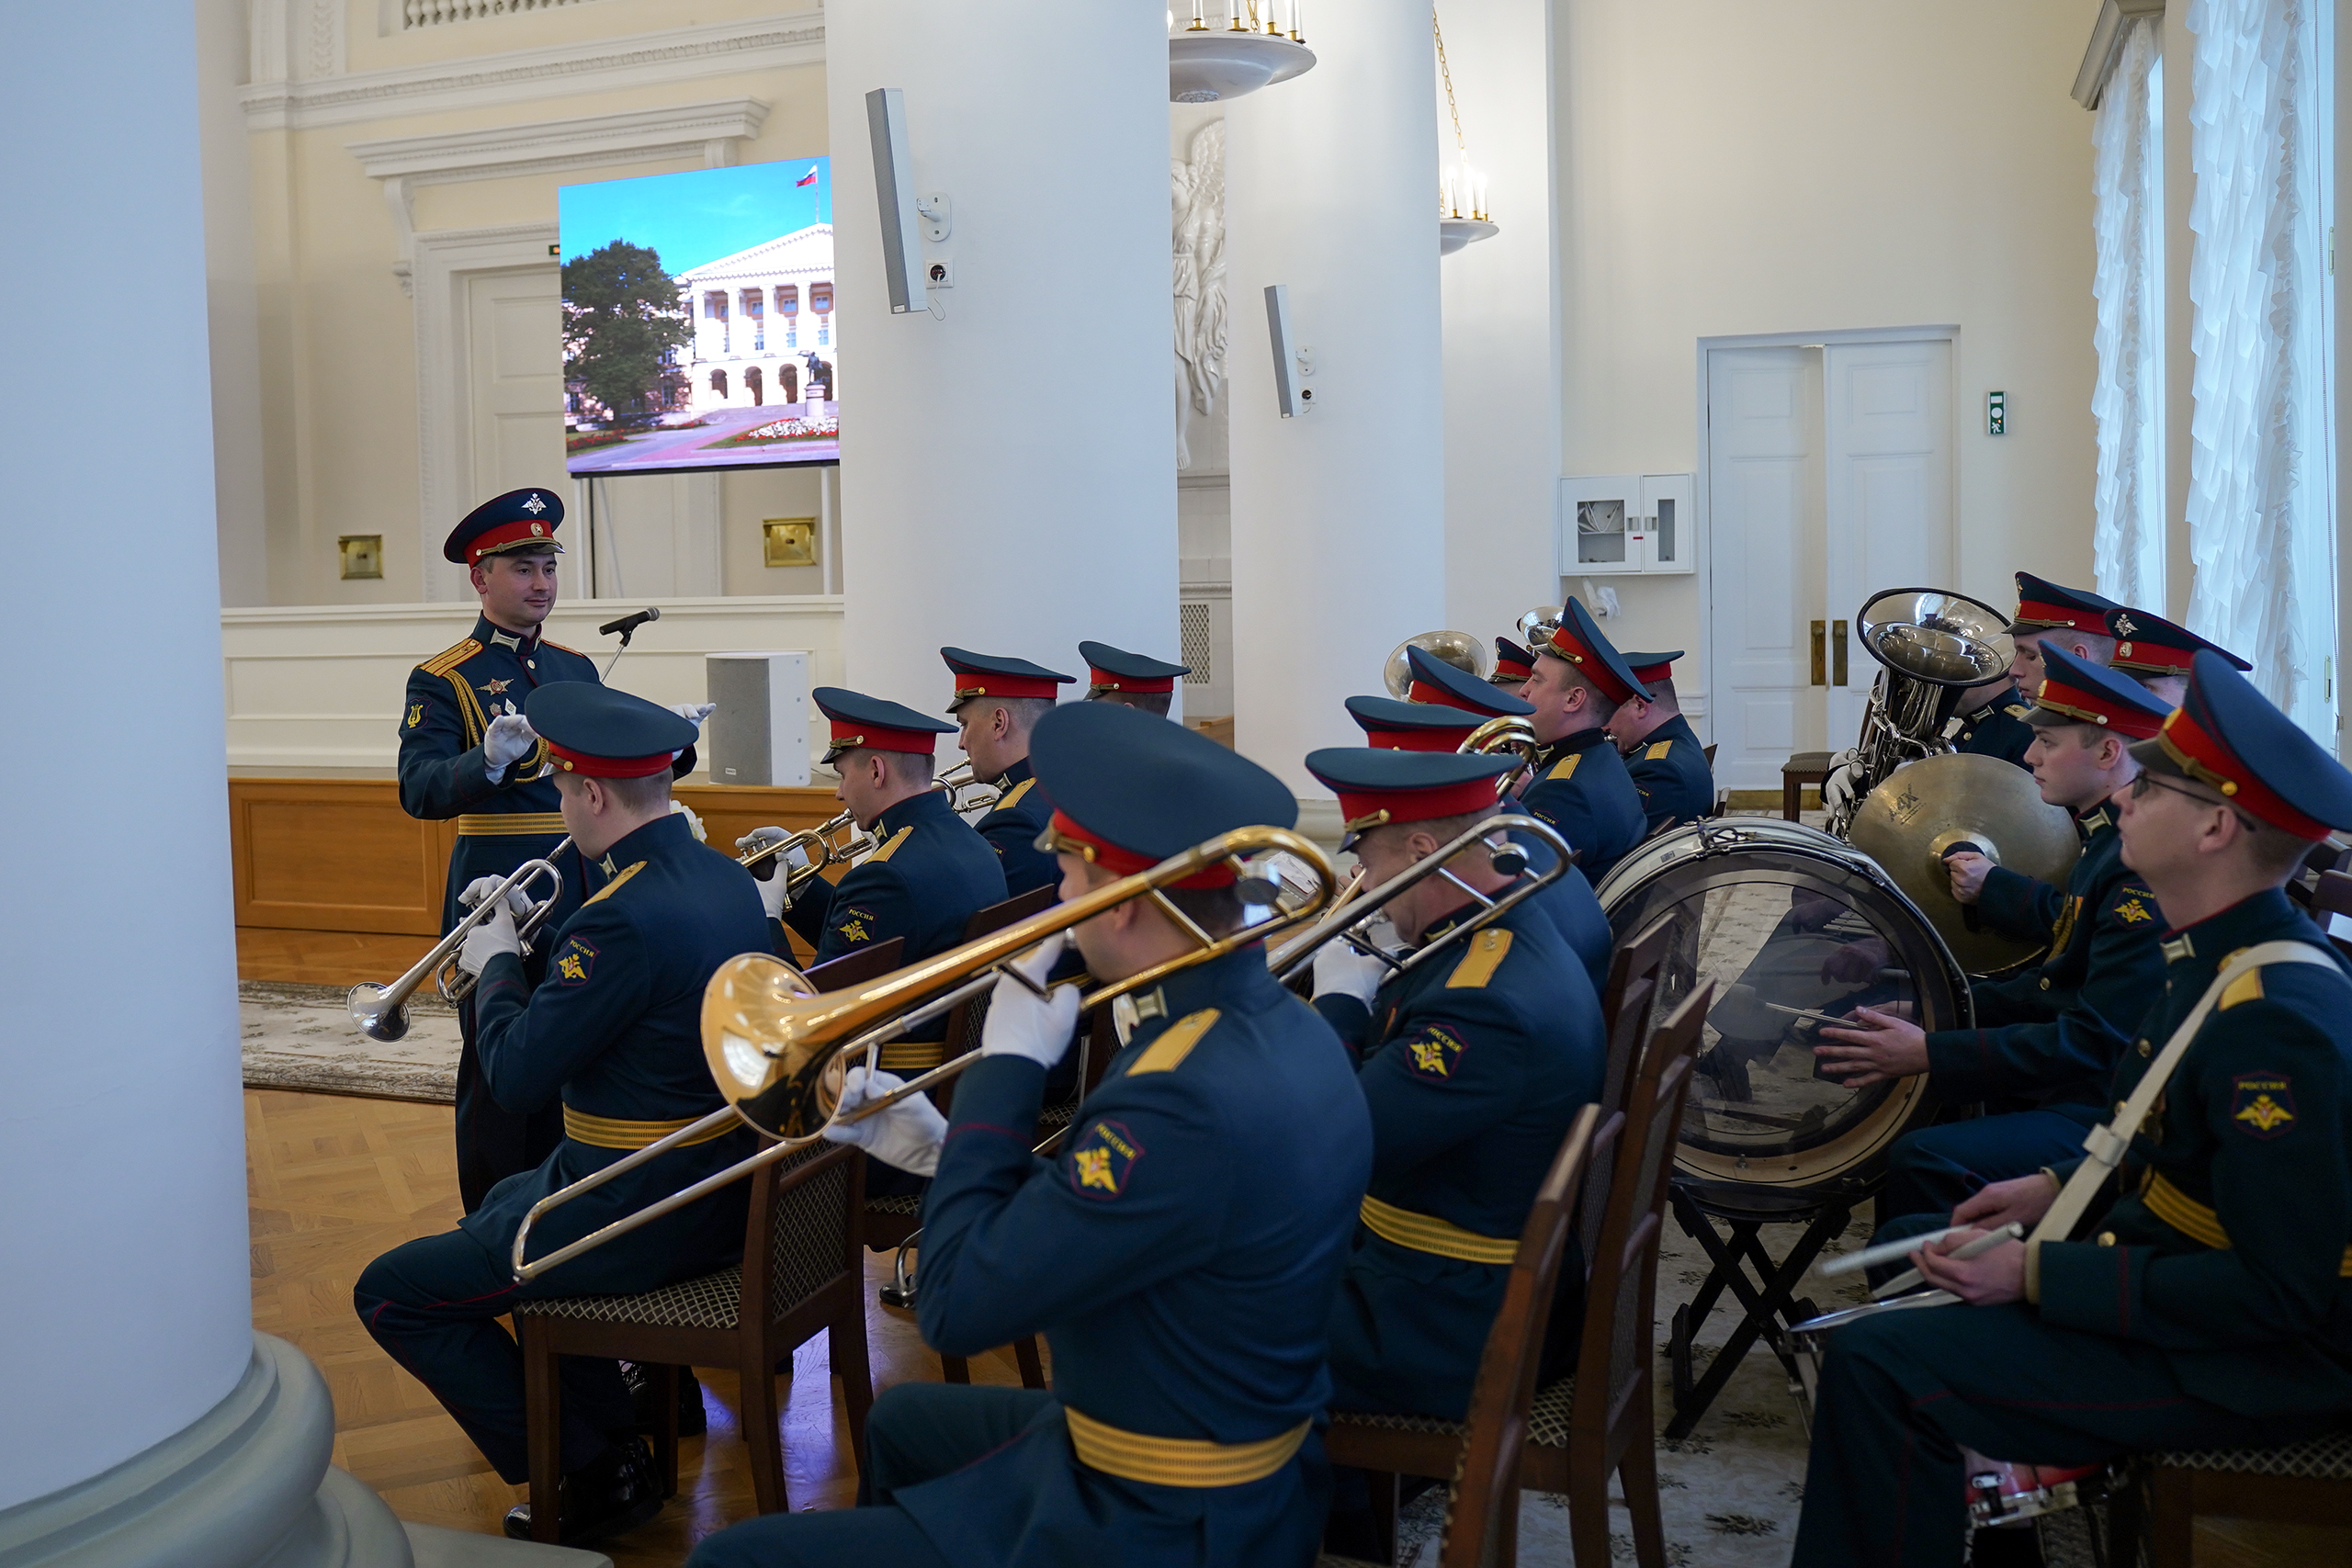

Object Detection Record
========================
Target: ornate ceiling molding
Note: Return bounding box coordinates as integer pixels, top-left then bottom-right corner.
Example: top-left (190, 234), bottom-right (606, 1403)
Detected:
top-left (243, 11), bottom-right (822, 132)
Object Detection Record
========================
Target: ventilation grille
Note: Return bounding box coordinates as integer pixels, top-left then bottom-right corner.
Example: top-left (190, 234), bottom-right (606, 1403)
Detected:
top-left (1180, 603), bottom-right (1213, 683)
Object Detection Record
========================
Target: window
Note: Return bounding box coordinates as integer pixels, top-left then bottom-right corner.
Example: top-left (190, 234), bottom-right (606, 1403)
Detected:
top-left (776, 284), bottom-right (799, 315)
top-left (810, 282), bottom-right (832, 313)
top-left (704, 291), bottom-right (728, 320)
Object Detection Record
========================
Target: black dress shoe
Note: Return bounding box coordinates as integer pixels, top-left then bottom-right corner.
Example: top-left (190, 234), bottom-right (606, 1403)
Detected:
top-left (623, 1361), bottom-right (708, 1438)
top-left (503, 1435), bottom-right (663, 1545)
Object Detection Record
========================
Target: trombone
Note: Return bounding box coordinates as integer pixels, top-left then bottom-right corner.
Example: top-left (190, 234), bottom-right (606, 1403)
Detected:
top-left (508, 823), bottom-right (1339, 1282)
top-left (934, 760), bottom-right (1003, 815)
top-left (1463, 714), bottom-right (1541, 796)
top-left (1266, 812), bottom-right (1573, 986)
top-left (737, 808), bottom-right (876, 901)
top-left (347, 847), bottom-right (570, 1043)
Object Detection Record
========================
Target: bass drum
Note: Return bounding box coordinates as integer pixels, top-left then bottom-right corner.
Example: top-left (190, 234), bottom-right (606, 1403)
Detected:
top-left (1593, 819), bottom-right (1973, 1216)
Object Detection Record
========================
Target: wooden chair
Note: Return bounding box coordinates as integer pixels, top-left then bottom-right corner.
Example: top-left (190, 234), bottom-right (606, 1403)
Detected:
top-left (1575, 918), bottom-right (1676, 1272)
top-left (2309, 870), bottom-right (2352, 961)
top-left (1781, 751), bottom-right (1833, 821)
top-left (1323, 985), bottom-right (1712, 1567)
top-left (2116, 1435), bottom-right (2352, 1567)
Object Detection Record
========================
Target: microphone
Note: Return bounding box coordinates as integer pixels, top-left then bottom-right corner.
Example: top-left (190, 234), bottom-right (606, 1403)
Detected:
top-left (598, 607), bottom-right (661, 638)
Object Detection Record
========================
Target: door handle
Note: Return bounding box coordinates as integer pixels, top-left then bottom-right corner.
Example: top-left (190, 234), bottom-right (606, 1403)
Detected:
top-left (1810, 622), bottom-right (1826, 686)
top-left (1832, 620), bottom-right (1849, 687)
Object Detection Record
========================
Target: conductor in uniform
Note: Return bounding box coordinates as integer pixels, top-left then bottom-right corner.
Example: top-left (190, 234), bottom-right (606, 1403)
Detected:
top-left (399, 488), bottom-right (601, 1211)
top-left (939, 647), bottom-right (1072, 897)
top-left (1813, 647), bottom-right (2172, 1224)
top-left (1602, 649), bottom-right (1714, 833)
top-left (1304, 748), bottom-right (1604, 1421)
top-left (1079, 639), bottom-right (1191, 716)
top-left (1792, 651), bottom-right (2352, 1567)
top-left (356, 685), bottom-right (770, 1548)
top-left (687, 700), bottom-right (1374, 1568)
top-left (1516, 597), bottom-right (1651, 887)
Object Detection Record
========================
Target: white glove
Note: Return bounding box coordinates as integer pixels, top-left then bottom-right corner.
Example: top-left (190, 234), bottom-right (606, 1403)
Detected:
top-left (483, 713), bottom-right (538, 781)
top-left (821, 1066), bottom-right (946, 1178)
top-left (1313, 940), bottom-right (1388, 1008)
top-left (979, 932), bottom-right (1081, 1069)
top-left (672, 702), bottom-right (718, 728)
top-left (736, 828), bottom-right (812, 920)
top-left (458, 895), bottom-right (521, 976)
top-left (669, 798), bottom-right (707, 843)
top-left (1819, 748), bottom-right (1863, 816)
top-left (458, 874), bottom-right (533, 919)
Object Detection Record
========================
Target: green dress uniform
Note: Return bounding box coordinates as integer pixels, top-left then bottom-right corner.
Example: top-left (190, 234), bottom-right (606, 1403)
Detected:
top-left (1792, 650), bottom-right (2352, 1568)
top-left (1950, 682), bottom-right (2038, 768)
top-left (687, 702), bottom-right (1375, 1568)
top-left (356, 694), bottom-right (769, 1498)
top-left (1624, 712), bottom-right (1713, 834)
top-left (969, 755), bottom-right (1057, 897)
top-left (401, 489), bottom-right (605, 1212)
top-left (1305, 749), bottom-right (1604, 1419)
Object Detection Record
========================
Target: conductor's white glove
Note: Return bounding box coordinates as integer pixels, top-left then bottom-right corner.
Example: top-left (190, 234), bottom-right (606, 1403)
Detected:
top-left (1313, 940), bottom-right (1388, 1009)
top-left (979, 932), bottom-right (1081, 1070)
top-left (1819, 748), bottom-right (1864, 817)
top-left (671, 702), bottom-right (718, 728)
top-left (458, 874), bottom-right (533, 919)
top-left (483, 713), bottom-right (538, 782)
top-left (458, 892), bottom-right (521, 976)
top-left (821, 1066), bottom-right (946, 1178)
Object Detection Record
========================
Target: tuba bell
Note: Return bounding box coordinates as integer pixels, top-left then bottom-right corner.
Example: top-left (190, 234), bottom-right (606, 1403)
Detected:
top-left (1826, 588), bottom-right (2012, 838)
top-left (1383, 630), bottom-right (1489, 699)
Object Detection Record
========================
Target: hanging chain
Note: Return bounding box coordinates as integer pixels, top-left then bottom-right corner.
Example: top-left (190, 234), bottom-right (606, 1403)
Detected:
top-left (1434, 6), bottom-right (1469, 160)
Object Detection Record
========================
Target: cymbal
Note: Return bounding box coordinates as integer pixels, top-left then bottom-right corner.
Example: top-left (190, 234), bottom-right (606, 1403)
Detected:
top-left (1845, 752), bottom-right (2081, 975)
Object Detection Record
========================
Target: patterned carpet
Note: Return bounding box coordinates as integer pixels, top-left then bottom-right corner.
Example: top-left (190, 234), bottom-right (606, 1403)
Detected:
top-left (241, 980), bottom-right (461, 1102)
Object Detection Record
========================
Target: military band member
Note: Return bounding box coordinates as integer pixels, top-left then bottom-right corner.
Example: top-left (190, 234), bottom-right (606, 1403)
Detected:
top-left (1814, 648), bottom-right (2172, 1223)
top-left (1955, 572), bottom-right (2120, 767)
top-left (400, 488), bottom-right (601, 1211)
top-left (1516, 597), bottom-right (1651, 888)
top-left (1603, 649), bottom-right (1713, 833)
top-left (1078, 639), bottom-right (1191, 717)
top-left (687, 701), bottom-right (1374, 1568)
top-left (356, 686), bottom-right (769, 1547)
top-left (939, 647), bottom-right (1073, 897)
top-left (2104, 604), bottom-right (2251, 707)
top-left (1792, 651), bottom-right (2352, 1567)
top-left (1343, 692), bottom-right (1611, 993)
top-left (1489, 636), bottom-right (1536, 690)
top-left (1303, 749), bottom-right (1605, 1419)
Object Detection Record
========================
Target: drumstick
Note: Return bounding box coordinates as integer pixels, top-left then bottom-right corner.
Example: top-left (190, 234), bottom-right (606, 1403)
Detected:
top-left (1869, 1222), bottom-right (2024, 1299)
top-left (1763, 1002), bottom-right (1846, 1026)
top-left (1820, 1224), bottom-right (1964, 1277)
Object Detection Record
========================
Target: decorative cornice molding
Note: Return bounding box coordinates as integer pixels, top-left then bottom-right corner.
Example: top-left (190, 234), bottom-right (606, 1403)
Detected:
top-left (243, 12), bottom-right (823, 132)
top-left (2074, 0), bottom-right (2165, 111)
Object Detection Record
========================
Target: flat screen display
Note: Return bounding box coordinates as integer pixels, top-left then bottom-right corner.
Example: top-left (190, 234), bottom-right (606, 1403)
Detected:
top-left (559, 159), bottom-right (837, 475)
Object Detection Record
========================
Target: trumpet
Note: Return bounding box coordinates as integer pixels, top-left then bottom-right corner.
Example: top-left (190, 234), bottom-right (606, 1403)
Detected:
top-left (348, 847), bottom-right (570, 1042)
top-left (934, 760), bottom-right (1002, 815)
top-left (738, 809), bottom-right (876, 899)
top-left (1266, 812), bottom-right (1573, 985)
top-left (507, 824), bottom-right (1338, 1282)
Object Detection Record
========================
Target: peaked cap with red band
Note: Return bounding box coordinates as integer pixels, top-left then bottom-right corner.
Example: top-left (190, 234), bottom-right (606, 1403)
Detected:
top-left (2103, 605), bottom-right (2251, 678)
top-left (1621, 649), bottom-right (1683, 690)
top-left (1345, 694), bottom-right (1482, 753)
top-left (812, 686), bottom-right (956, 764)
top-left (2028, 643), bottom-right (2172, 740)
top-left (1078, 639), bottom-right (1190, 696)
top-left (2130, 651), bottom-right (2352, 840)
top-left (939, 646), bottom-right (1074, 711)
top-left (1027, 700), bottom-right (1295, 888)
top-left (2011, 571), bottom-right (2117, 636)
top-left (1405, 645), bottom-right (1535, 719)
top-left (1532, 597), bottom-right (1651, 706)
top-left (1305, 748), bottom-right (1515, 846)
top-left (524, 681), bottom-right (693, 778)
top-left (1491, 637), bottom-right (1536, 683)
top-left (444, 488), bottom-right (564, 565)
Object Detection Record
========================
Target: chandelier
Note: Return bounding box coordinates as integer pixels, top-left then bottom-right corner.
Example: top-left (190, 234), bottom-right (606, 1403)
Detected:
top-left (1435, 6), bottom-right (1497, 254)
top-left (1169, 2), bottom-right (1316, 105)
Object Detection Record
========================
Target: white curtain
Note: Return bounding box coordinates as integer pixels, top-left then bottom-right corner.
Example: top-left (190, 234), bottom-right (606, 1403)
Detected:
top-left (2184, 0), bottom-right (2336, 739)
top-left (2091, 19), bottom-right (2166, 609)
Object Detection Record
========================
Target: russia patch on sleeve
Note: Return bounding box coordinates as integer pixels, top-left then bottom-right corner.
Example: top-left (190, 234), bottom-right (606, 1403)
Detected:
top-left (2230, 1073), bottom-right (2296, 1138)
top-left (1068, 1118), bottom-right (1144, 1201)
top-left (554, 935), bottom-right (597, 986)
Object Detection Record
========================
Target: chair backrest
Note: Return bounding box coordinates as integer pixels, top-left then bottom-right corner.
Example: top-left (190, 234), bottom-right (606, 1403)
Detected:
top-left (802, 937), bottom-right (906, 994)
top-left (1431, 1103), bottom-right (1603, 1568)
top-left (1575, 915), bottom-right (1675, 1267)
top-left (1702, 742), bottom-right (1718, 766)
top-left (738, 1141), bottom-right (863, 1330)
top-left (1566, 984), bottom-right (1711, 1476)
top-left (928, 886), bottom-right (1060, 1111)
top-left (2309, 871), bottom-right (2352, 960)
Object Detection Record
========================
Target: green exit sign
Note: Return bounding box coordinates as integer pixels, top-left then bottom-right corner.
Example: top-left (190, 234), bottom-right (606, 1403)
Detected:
top-left (1986, 390), bottom-right (2008, 436)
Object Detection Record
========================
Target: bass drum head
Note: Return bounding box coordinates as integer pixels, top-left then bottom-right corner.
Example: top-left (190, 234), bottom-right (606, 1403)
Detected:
top-left (1594, 820), bottom-right (1971, 1216)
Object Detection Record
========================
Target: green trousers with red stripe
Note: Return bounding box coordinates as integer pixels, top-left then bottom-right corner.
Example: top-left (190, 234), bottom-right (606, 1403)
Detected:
top-left (1791, 1301), bottom-right (2334, 1567)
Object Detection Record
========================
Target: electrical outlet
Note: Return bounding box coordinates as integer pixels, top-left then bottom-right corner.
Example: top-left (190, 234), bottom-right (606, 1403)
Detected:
top-left (925, 257), bottom-right (955, 289)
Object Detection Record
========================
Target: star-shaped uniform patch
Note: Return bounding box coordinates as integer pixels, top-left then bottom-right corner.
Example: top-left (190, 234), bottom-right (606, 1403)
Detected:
top-left (481, 677), bottom-right (512, 696)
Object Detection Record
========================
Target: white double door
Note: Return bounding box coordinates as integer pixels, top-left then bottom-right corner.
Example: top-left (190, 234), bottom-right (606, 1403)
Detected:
top-left (1705, 337), bottom-right (1955, 791)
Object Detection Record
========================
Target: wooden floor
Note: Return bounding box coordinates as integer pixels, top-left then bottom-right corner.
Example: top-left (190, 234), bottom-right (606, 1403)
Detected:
top-left (248, 1088), bottom-right (1041, 1563)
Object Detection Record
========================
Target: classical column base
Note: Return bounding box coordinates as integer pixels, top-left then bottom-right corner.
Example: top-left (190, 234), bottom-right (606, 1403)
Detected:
top-left (0, 1334), bottom-right (605, 1568)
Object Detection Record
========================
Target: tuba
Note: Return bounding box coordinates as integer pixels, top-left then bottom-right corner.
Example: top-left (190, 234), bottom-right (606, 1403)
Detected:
top-left (1383, 630), bottom-right (1489, 699)
top-left (1826, 589), bottom-right (2011, 838)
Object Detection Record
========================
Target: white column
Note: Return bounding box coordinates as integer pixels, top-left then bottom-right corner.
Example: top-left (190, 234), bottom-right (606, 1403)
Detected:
top-left (0, 1), bottom-right (252, 1507)
top-left (1225, 0), bottom-right (1445, 793)
top-left (1436, 0), bottom-right (1561, 648)
top-left (827, 1), bottom-right (1177, 705)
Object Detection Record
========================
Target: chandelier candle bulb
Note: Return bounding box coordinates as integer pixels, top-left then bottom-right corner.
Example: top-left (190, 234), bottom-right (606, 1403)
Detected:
top-left (1190, 0), bottom-right (1205, 29)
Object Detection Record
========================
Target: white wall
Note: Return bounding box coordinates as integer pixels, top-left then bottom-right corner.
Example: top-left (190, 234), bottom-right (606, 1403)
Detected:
top-left (0, 0), bottom-right (254, 1508)
top-left (1549, 0), bottom-right (2103, 699)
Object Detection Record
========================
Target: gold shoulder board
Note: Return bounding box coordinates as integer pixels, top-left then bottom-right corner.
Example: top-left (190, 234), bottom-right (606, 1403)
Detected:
top-left (1445, 928), bottom-right (1514, 989)
top-left (1129, 1009), bottom-right (1221, 1074)
top-left (865, 826), bottom-right (915, 864)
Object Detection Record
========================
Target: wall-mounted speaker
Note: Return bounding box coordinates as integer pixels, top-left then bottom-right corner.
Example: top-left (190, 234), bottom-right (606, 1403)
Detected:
top-left (865, 88), bottom-right (928, 316)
